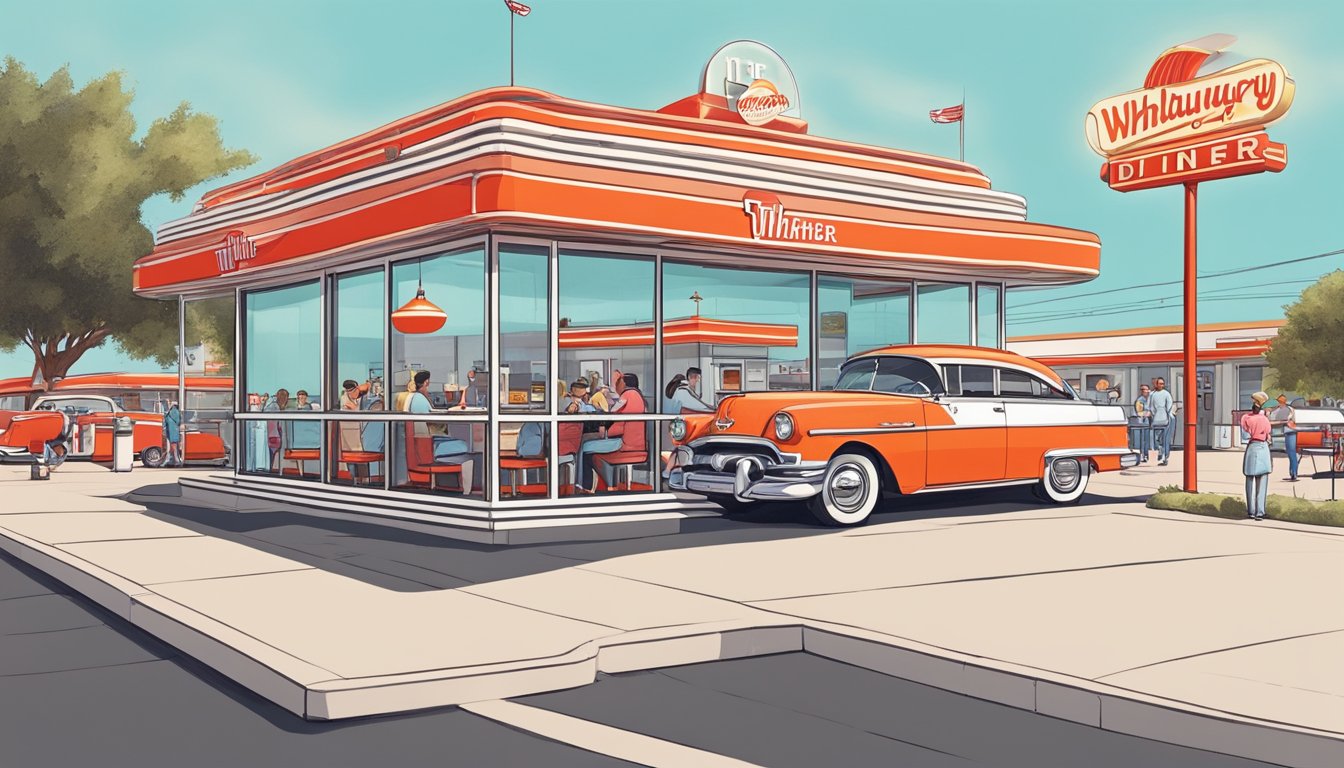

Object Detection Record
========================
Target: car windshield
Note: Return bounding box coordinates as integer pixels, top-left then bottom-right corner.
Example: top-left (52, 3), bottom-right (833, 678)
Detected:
top-left (834, 357), bottom-right (944, 396)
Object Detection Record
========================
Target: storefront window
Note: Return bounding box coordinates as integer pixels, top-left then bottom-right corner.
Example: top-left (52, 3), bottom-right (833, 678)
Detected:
top-left (976, 283), bottom-right (1002, 348)
top-left (662, 262), bottom-right (811, 408)
top-left (558, 251), bottom-right (654, 412)
top-left (331, 269), bottom-right (385, 411)
top-left (915, 282), bottom-right (971, 345)
top-left (243, 281), bottom-right (320, 403)
top-left (238, 417), bottom-right (322, 481)
top-left (500, 244), bottom-right (551, 413)
top-left (818, 277), bottom-right (911, 389)
top-left (390, 248), bottom-right (486, 410)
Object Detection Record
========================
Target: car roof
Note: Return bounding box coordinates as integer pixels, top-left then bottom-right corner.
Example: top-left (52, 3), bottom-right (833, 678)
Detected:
top-left (852, 345), bottom-right (1066, 386)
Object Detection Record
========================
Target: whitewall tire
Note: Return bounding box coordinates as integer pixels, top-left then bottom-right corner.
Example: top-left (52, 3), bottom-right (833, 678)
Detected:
top-left (808, 453), bottom-right (881, 526)
top-left (1036, 456), bottom-right (1089, 504)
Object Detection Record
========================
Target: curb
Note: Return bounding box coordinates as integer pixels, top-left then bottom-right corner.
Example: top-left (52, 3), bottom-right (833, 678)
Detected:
top-left (2, 525), bottom-right (1341, 766)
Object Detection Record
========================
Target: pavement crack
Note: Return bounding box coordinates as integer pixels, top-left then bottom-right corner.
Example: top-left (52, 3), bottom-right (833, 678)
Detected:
top-left (5, 622), bottom-right (106, 637)
top-left (1098, 628), bottom-right (1344, 679)
top-left (0, 657), bottom-right (169, 678)
top-left (747, 552), bottom-right (1257, 604)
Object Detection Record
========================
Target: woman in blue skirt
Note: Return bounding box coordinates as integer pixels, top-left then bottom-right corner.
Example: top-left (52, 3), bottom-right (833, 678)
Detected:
top-left (1239, 392), bottom-right (1273, 520)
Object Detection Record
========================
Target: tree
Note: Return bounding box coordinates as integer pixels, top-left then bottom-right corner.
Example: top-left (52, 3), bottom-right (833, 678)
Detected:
top-left (0, 59), bottom-right (255, 387)
top-left (1265, 270), bottom-right (1344, 397)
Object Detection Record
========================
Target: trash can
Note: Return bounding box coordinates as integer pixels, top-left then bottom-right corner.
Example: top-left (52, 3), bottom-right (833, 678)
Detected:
top-left (1213, 424), bottom-right (1233, 450)
top-left (112, 416), bottom-right (135, 472)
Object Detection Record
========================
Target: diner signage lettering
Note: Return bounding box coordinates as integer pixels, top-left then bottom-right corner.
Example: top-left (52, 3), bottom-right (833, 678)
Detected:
top-left (742, 191), bottom-right (836, 244)
top-left (1086, 60), bottom-right (1293, 157)
top-left (1103, 131), bottom-right (1286, 192)
top-left (1086, 37), bottom-right (1293, 193)
top-left (215, 230), bottom-right (257, 273)
top-left (701, 40), bottom-right (801, 126)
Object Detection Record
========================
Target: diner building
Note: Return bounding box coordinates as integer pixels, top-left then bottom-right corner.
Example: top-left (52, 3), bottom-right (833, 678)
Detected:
top-left (133, 45), bottom-right (1103, 542)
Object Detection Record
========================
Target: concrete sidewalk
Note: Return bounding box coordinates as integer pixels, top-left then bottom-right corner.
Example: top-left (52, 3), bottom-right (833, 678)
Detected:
top-left (2, 461), bottom-right (1343, 767)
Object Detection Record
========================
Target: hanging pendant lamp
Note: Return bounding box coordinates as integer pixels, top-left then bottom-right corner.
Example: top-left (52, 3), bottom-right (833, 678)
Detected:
top-left (391, 259), bottom-right (447, 334)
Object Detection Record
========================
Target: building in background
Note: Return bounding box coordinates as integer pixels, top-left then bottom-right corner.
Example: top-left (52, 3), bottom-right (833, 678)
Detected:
top-left (1008, 321), bottom-right (1298, 449)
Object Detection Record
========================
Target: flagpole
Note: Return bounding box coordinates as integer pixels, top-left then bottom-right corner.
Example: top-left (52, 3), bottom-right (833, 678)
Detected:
top-left (509, 10), bottom-right (515, 86)
top-left (959, 89), bottom-right (965, 163)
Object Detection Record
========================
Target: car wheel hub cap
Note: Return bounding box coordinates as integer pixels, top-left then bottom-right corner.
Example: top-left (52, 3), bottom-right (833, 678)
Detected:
top-left (830, 465), bottom-right (867, 511)
top-left (1051, 459), bottom-right (1081, 492)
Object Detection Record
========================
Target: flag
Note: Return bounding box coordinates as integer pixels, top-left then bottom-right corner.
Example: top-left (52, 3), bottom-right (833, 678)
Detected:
top-left (929, 104), bottom-right (964, 124)
top-left (504, 0), bottom-right (531, 15)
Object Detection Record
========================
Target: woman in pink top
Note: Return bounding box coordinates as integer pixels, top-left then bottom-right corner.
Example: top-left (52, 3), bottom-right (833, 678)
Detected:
top-left (1240, 392), bottom-right (1273, 520)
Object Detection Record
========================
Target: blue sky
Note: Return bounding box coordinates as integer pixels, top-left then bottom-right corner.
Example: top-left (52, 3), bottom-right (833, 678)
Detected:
top-left (1, 0), bottom-right (1340, 378)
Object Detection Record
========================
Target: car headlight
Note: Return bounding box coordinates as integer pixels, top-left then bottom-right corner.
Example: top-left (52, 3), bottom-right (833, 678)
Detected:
top-left (669, 417), bottom-right (687, 442)
top-left (773, 412), bottom-right (795, 441)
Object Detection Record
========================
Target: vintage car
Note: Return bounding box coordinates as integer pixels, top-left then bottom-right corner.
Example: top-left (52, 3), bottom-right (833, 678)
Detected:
top-left (667, 345), bottom-right (1137, 526)
top-left (0, 409), bottom-right (67, 465)
top-left (31, 393), bottom-right (229, 468)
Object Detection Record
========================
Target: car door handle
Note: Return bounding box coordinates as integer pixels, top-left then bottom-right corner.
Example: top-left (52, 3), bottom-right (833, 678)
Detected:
top-left (879, 421), bottom-right (916, 428)
top-left (992, 406), bottom-right (1005, 413)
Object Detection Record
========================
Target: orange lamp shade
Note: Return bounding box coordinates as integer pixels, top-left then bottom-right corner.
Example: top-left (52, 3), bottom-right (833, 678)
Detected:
top-left (391, 288), bottom-right (447, 334)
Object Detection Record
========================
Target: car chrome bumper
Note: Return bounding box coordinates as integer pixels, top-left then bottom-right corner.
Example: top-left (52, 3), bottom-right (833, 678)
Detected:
top-left (1120, 450), bottom-right (1140, 468)
top-left (668, 456), bottom-right (827, 502)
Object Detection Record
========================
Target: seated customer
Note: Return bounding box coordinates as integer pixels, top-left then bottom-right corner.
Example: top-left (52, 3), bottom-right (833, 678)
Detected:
top-left (580, 373), bottom-right (647, 492)
top-left (407, 370), bottom-right (471, 462)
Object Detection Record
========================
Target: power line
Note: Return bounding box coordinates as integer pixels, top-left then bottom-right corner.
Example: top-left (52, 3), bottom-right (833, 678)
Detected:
top-left (1007, 280), bottom-right (1315, 323)
top-left (1008, 294), bottom-right (1304, 325)
top-left (1010, 247), bottom-right (1344, 309)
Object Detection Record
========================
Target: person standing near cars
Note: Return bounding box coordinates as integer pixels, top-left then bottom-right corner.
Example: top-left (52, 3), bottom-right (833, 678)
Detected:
top-left (1133, 384), bottom-right (1152, 463)
top-left (1268, 393), bottom-right (1300, 482)
top-left (162, 401), bottom-right (183, 467)
top-left (1240, 392), bottom-right (1273, 520)
top-left (1147, 377), bottom-right (1175, 466)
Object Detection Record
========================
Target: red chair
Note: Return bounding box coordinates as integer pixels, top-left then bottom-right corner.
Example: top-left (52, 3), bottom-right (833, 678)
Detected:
top-left (500, 456), bottom-right (548, 497)
top-left (404, 426), bottom-right (467, 492)
top-left (282, 448), bottom-right (320, 477)
top-left (339, 449), bottom-right (384, 484)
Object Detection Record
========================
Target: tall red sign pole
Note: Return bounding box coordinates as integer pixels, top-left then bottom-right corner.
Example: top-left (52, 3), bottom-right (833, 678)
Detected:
top-left (1086, 34), bottom-right (1294, 496)
top-left (1183, 182), bottom-right (1198, 492)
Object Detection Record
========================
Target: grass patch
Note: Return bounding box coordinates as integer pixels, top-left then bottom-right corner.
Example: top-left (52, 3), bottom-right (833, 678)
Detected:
top-left (1148, 488), bottom-right (1344, 527)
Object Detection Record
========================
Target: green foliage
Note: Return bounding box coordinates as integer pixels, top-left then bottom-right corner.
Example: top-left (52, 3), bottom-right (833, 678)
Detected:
top-left (1265, 270), bottom-right (1344, 397)
top-left (0, 58), bottom-right (255, 382)
top-left (1148, 489), bottom-right (1344, 527)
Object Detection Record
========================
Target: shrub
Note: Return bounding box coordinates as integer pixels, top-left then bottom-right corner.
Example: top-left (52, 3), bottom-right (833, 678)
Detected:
top-left (1148, 489), bottom-right (1344, 527)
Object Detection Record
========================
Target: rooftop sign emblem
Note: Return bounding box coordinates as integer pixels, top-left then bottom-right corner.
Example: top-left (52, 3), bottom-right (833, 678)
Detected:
top-left (701, 40), bottom-right (801, 127)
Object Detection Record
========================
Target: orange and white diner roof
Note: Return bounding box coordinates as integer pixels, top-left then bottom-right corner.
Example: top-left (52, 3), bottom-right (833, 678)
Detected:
top-left (134, 86), bottom-right (1102, 298)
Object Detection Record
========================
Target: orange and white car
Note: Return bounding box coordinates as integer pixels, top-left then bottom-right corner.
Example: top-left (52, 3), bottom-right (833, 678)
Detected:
top-left (32, 394), bottom-right (229, 468)
top-left (667, 345), bottom-right (1137, 526)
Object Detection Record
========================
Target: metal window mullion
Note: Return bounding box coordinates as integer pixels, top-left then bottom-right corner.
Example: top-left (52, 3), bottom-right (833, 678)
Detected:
top-left (488, 234), bottom-right (499, 505)
top-left (654, 248), bottom-right (664, 490)
top-left (318, 274), bottom-right (329, 484)
top-left (548, 240), bottom-right (559, 500)
top-left (177, 295), bottom-right (187, 428)
top-left (912, 281), bottom-right (921, 344)
top-left (998, 282), bottom-right (1006, 350)
top-left (383, 260), bottom-right (392, 491)
top-left (809, 269), bottom-right (819, 391)
top-left (234, 286), bottom-right (244, 476)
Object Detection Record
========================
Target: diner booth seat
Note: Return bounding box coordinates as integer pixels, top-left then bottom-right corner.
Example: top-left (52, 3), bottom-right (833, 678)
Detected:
top-left (404, 427), bottom-right (467, 493)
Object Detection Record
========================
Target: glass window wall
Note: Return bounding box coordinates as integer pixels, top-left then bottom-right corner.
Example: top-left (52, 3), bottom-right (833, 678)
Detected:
top-left (391, 249), bottom-right (486, 411)
top-left (662, 262), bottom-right (811, 408)
top-left (499, 244), bottom-right (550, 414)
top-left (241, 282), bottom-right (320, 478)
top-left (818, 277), bottom-right (911, 389)
top-left (915, 282), bottom-right (971, 345)
top-left (331, 269), bottom-right (385, 411)
top-left (976, 283), bottom-right (1002, 348)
